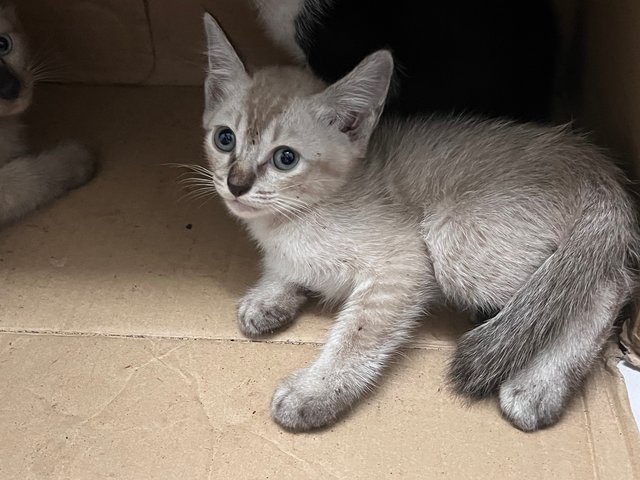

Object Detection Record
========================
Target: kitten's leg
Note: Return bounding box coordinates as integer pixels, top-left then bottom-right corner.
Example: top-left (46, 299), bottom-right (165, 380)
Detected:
top-left (0, 142), bottom-right (95, 225)
top-left (237, 272), bottom-right (307, 337)
top-left (499, 283), bottom-right (621, 431)
top-left (271, 267), bottom-right (436, 431)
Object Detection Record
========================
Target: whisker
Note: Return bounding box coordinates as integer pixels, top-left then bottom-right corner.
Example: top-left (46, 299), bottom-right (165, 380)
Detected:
top-left (181, 187), bottom-right (215, 198)
top-left (279, 196), bottom-right (309, 208)
top-left (164, 162), bottom-right (214, 175)
top-left (278, 197), bottom-right (312, 215)
top-left (197, 196), bottom-right (217, 208)
top-left (271, 203), bottom-right (296, 222)
top-left (27, 47), bottom-right (72, 84)
top-left (278, 179), bottom-right (335, 192)
top-left (178, 178), bottom-right (215, 186)
top-left (179, 188), bottom-right (218, 204)
top-left (274, 200), bottom-right (308, 222)
top-left (183, 183), bottom-right (218, 195)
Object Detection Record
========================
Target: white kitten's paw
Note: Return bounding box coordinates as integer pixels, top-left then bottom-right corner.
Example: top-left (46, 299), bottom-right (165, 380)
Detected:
top-left (237, 289), bottom-right (303, 337)
top-left (499, 381), bottom-right (564, 432)
top-left (271, 369), bottom-right (346, 431)
top-left (52, 141), bottom-right (97, 189)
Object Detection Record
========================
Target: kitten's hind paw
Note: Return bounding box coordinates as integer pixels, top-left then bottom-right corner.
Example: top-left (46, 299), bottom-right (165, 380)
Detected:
top-left (499, 378), bottom-right (564, 432)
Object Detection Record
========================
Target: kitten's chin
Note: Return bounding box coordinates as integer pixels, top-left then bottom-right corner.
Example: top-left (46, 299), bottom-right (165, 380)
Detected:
top-left (224, 199), bottom-right (270, 220)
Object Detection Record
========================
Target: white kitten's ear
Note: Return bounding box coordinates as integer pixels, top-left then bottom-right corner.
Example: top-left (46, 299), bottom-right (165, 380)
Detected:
top-left (1, 5), bottom-right (18, 24)
top-left (203, 13), bottom-right (249, 112)
top-left (318, 50), bottom-right (394, 147)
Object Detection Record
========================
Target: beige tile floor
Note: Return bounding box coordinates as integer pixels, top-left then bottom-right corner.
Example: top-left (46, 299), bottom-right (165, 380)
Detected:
top-left (1, 86), bottom-right (639, 479)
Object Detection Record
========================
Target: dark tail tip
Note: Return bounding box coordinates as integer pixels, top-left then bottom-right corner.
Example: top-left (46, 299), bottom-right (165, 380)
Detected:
top-left (448, 328), bottom-right (505, 399)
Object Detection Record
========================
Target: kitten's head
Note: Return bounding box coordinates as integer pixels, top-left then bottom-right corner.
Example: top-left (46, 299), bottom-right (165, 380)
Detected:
top-left (0, 5), bottom-right (32, 116)
top-left (202, 13), bottom-right (393, 220)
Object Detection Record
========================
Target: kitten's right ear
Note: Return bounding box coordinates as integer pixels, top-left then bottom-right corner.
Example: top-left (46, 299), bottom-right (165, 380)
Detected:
top-left (203, 13), bottom-right (249, 112)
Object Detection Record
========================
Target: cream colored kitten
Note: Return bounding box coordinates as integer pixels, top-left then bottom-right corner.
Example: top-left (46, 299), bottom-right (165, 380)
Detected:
top-left (0, 5), bottom-right (95, 226)
top-left (200, 14), bottom-right (639, 433)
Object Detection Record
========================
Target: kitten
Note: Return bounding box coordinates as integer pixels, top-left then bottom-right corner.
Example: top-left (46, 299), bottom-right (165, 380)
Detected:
top-left (0, 5), bottom-right (95, 226)
top-left (252, 0), bottom-right (559, 122)
top-left (201, 14), bottom-right (639, 432)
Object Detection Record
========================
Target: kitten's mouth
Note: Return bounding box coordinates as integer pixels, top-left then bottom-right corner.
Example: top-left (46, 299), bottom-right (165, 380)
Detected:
top-left (224, 198), bottom-right (261, 215)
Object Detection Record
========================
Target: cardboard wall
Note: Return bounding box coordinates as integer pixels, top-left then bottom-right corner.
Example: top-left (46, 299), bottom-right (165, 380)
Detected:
top-left (17, 0), bottom-right (639, 158)
top-left (15, 0), bottom-right (640, 356)
top-left (17, 0), bottom-right (291, 85)
top-left (578, 0), bottom-right (640, 358)
top-left (580, 0), bottom-right (640, 178)
top-left (18, 0), bottom-right (155, 84)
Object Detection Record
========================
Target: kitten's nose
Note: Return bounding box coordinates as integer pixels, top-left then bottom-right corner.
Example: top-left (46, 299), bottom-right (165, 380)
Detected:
top-left (227, 179), bottom-right (251, 197)
top-left (227, 168), bottom-right (255, 197)
top-left (0, 66), bottom-right (20, 100)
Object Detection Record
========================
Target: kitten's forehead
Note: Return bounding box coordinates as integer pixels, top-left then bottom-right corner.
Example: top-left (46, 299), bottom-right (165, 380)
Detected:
top-left (242, 74), bottom-right (292, 141)
top-left (236, 67), bottom-right (325, 140)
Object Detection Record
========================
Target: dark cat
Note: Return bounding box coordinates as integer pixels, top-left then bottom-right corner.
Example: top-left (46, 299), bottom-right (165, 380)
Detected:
top-left (254, 0), bottom-right (559, 122)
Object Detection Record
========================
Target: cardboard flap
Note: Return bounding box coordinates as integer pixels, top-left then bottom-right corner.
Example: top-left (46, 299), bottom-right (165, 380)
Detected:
top-left (622, 312), bottom-right (640, 366)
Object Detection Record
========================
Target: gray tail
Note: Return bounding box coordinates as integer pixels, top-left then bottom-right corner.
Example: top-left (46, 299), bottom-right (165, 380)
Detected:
top-left (449, 184), bottom-right (639, 398)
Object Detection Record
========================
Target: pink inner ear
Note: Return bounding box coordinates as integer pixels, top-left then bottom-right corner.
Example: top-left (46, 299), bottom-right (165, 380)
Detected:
top-left (336, 110), bottom-right (362, 139)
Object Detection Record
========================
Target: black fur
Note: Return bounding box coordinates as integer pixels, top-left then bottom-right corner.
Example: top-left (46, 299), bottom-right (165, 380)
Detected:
top-left (294, 0), bottom-right (559, 122)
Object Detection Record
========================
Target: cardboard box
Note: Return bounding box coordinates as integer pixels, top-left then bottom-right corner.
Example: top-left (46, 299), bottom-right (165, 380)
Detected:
top-left (578, 0), bottom-right (640, 362)
top-left (18, 0), bottom-right (155, 84)
top-left (2, 1), bottom-right (639, 478)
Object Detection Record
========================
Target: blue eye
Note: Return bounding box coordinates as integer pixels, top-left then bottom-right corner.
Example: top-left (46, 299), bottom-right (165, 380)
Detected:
top-left (214, 127), bottom-right (236, 152)
top-left (273, 147), bottom-right (299, 171)
top-left (0, 35), bottom-right (12, 56)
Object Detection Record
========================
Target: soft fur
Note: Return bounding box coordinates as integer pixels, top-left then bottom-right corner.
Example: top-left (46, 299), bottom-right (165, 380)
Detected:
top-left (252, 0), bottom-right (559, 122)
top-left (200, 14), bottom-right (639, 432)
top-left (0, 5), bottom-right (95, 226)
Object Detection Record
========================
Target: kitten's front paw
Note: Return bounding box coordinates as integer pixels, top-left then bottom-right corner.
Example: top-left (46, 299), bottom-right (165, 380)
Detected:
top-left (237, 290), bottom-right (302, 337)
top-left (271, 369), bottom-right (345, 432)
top-left (53, 141), bottom-right (97, 189)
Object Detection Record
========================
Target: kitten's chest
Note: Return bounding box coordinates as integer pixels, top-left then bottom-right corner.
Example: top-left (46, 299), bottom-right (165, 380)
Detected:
top-left (250, 219), bottom-right (358, 300)
top-left (0, 118), bottom-right (27, 164)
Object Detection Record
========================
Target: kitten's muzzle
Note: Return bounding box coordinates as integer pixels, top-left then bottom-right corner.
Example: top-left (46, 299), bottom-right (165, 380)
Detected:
top-left (227, 166), bottom-right (255, 197)
top-left (0, 65), bottom-right (20, 101)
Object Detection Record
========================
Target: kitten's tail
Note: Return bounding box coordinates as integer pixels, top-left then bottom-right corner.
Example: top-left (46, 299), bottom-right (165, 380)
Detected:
top-left (449, 178), bottom-right (639, 398)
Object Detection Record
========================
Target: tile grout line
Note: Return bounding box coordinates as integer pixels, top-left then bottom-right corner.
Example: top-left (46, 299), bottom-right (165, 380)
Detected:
top-left (0, 327), bottom-right (456, 350)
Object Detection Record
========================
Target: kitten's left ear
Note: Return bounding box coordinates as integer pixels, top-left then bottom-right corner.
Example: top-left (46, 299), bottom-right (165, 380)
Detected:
top-left (203, 13), bottom-right (249, 113)
top-left (317, 50), bottom-right (394, 150)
